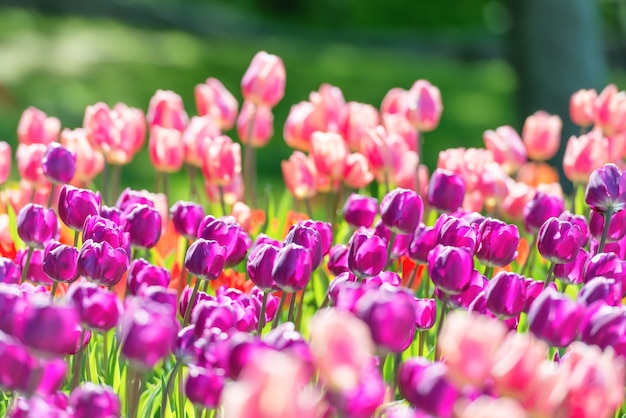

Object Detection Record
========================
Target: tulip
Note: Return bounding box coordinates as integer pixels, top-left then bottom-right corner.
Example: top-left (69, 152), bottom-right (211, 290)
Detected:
top-left (170, 201), bottom-right (204, 240)
top-left (300, 220), bottom-right (332, 256)
top-left (553, 248), bottom-right (588, 286)
top-left (281, 151), bottom-right (317, 200)
top-left (60, 128), bottom-right (104, 187)
top-left (559, 210), bottom-right (590, 247)
top-left (241, 51), bottom-right (286, 107)
top-left (380, 188), bottom-right (423, 234)
top-left (58, 185), bottom-right (102, 231)
top-left (0, 258), bottom-right (20, 285)
top-left (0, 141), bottom-right (10, 186)
top-left (537, 217), bottom-right (582, 264)
top-left (584, 252), bottom-right (626, 284)
top-left (82, 215), bottom-right (130, 254)
top-left (405, 79), bottom-right (443, 132)
top-left (483, 125), bottom-right (527, 174)
top-left (578, 277), bottom-right (622, 307)
top-left (383, 113), bottom-right (418, 152)
top-left (528, 289), bottom-right (583, 347)
top-left (569, 88), bottom-right (597, 127)
top-left (447, 269), bottom-right (488, 309)
top-left (123, 204), bottom-right (162, 249)
top-left (78, 239), bottom-right (130, 287)
top-left (99, 206), bottom-right (122, 225)
top-left (486, 272), bottom-right (526, 319)
top-left (181, 116), bottom-right (219, 168)
top-left (343, 194), bottom-right (378, 229)
top-left (17, 249), bottom-right (50, 286)
top-left (414, 298), bottom-right (437, 330)
top-left (272, 243), bottom-right (312, 292)
top-left (186, 366), bottom-right (225, 409)
top-left (194, 77), bottom-right (238, 130)
top-left (595, 84), bottom-right (626, 136)
top-left (475, 218), bottom-right (519, 267)
top-left (523, 191), bottom-right (564, 233)
top-left (347, 231), bottom-right (387, 279)
top-left (201, 135), bottom-right (241, 186)
top-left (585, 163), bottom-right (626, 214)
top-left (127, 258), bottom-right (171, 295)
top-left (283, 101), bottom-right (319, 152)
top-left (435, 215), bottom-right (478, 254)
top-left (146, 90), bottom-right (188, 132)
top-left (589, 209), bottom-right (626, 243)
top-left (41, 143), bottom-right (76, 185)
top-left (407, 224), bottom-right (437, 264)
top-left (339, 101), bottom-right (379, 150)
top-left (326, 367), bottom-right (386, 418)
top-left (247, 243), bottom-right (279, 291)
top-left (327, 244), bottom-right (349, 276)
top-left (0, 333), bottom-right (38, 394)
top-left (381, 87), bottom-right (407, 115)
top-left (236, 101), bottom-right (274, 148)
top-left (16, 143), bottom-right (48, 189)
top-left (563, 132), bottom-right (609, 184)
top-left (427, 168), bottom-right (465, 212)
top-left (284, 223), bottom-right (323, 270)
top-left (310, 131), bottom-right (349, 180)
top-left (42, 241), bottom-right (79, 284)
top-left (17, 204), bottom-right (58, 249)
top-left (522, 111), bottom-right (562, 161)
top-left (17, 107), bottom-right (60, 145)
top-left (69, 383), bottom-right (121, 418)
top-left (578, 303), bottom-right (626, 357)
top-left (343, 152), bottom-right (375, 190)
top-left (109, 103), bottom-right (147, 164)
top-left (66, 282), bottom-right (121, 332)
top-left (148, 126), bottom-right (184, 173)
top-left (427, 244), bottom-right (473, 295)
top-left (184, 239), bottom-right (226, 281)
top-left (197, 217), bottom-right (241, 261)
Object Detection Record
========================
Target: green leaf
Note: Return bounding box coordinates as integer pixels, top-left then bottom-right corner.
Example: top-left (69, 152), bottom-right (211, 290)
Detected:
top-left (142, 381), bottom-right (162, 418)
top-left (7, 203), bottom-right (24, 250)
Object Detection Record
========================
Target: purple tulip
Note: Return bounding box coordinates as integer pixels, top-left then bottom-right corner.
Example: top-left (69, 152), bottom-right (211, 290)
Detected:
top-left (427, 244), bottom-right (473, 295)
top-left (284, 223), bottom-right (323, 269)
top-left (17, 248), bottom-right (50, 286)
top-left (578, 277), bottom-right (622, 307)
top-left (251, 233), bottom-right (282, 250)
top-left (0, 332), bottom-right (36, 394)
top-left (0, 258), bottom-right (21, 284)
top-left (170, 200), bottom-right (204, 239)
top-left (139, 285), bottom-right (178, 312)
top-left (184, 239), bottom-right (226, 281)
top-left (301, 219), bottom-right (333, 256)
top-left (584, 252), bottom-right (626, 285)
top-left (42, 143), bottom-right (76, 185)
top-left (116, 188), bottom-right (157, 212)
top-left (0, 284), bottom-right (27, 336)
top-left (589, 209), bottom-right (626, 242)
top-left (263, 322), bottom-right (314, 368)
top-left (528, 289), bottom-right (583, 347)
top-left (585, 163), bottom-right (626, 213)
top-left (553, 248), bottom-right (588, 286)
top-left (486, 272), bottom-right (526, 319)
top-left (272, 243), bottom-right (312, 292)
top-left (367, 270), bottom-right (402, 287)
top-left (197, 216), bottom-right (239, 252)
top-left (123, 204), bottom-right (162, 249)
top-left (398, 358), bottom-right (459, 418)
top-left (523, 192), bottom-right (564, 233)
top-left (537, 217), bottom-right (582, 264)
top-left (69, 383), bottom-right (121, 418)
top-left (327, 367), bottom-right (386, 418)
top-left (427, 168), bottom-right (465, 213)
top-left (380, 188), bottom-right (423, 234)
top-left (185, 366), bottom-right (225, 409)
top-left (523, 278), bottom-right (556, 313)
top-left (192, 300), bottom-right (237, 336)
top-left (42, 241), bottom-right (79, 284)
top-left (179, 286), bottom-right (213, 321)
top-left (348, 231), bottom-right (388, 279)
top-left (17, 204), bottom-right (58, 249)
top-left (447, 269), bottom-right (488, 309)
top-left (327, 244), bottom-right (350, 276)
top-left (407, 224), bottom-right (437, 264)
top-left (58, 186), bottom-right (101, 231)
top-left (578, 303), bottom-right (626, 358)
top-left (247, 243), bottom-right (279, 290)
top-left (559, 211), bottom-right (590, 246)
top-left (327, 271), bottom-right (358, 305)
top-left (436, 215), bottom-right (478, 254)
top-left (119, 298), bottom-right (179, 369)
top-left (373, 219), bottom-right (392, 242)
top-left (343, 194), bottom-right (378, 229)
top-left (414, 298), bottom-right (437, 330)
top-left (66, 282), bottom-right (122, 331)
top-left (356, 285), bottom-right (416, 353)
top-left (78, 240), bottom-right (130, 287)
top-left (127, 258), bottom-right (171, 295)
top-left (225, 229), bottom-right (251, 267)
top-left (475, 218), bottom-right (519, 267)
top-left (82, 215), bottom-right (131, 255)
top-left (100, 205), bottom-right (122, 225)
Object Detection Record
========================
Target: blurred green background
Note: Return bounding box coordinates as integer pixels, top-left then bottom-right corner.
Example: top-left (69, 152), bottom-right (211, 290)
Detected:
top-left (0, 0), bottom-right (624, 198)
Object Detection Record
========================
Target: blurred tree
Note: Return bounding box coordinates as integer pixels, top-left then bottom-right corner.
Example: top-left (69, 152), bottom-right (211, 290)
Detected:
top-left (510, 0), bottom-right (608, 193)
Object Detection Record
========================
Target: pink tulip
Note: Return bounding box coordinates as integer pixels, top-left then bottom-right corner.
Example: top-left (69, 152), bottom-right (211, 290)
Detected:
top-left (204, 172), bottom-right (244, 206)
top-left (17, 107), bottom-right (61, 145)
top-left (339, 102), bottom-right (379, 151)
top-left (563, 131), bottom-right (609, 184)
top-left (439, 311), bottom-right (507, 387)
top-left (146, 90), bottom-right (188, 132)
top-left (83, 102), bottom-right (117, 154)
top-left (570, 89), bottom-right (597, 127)
top-left (456, 396), bottom-right (528, 418)
top-left (607, 130), bottom-right (626, 162)
top-left (595, 84), bottom-right (626, 136)
top-left (483, 125), bottom-right (527, 174)
top-left (380, 87), bottom-right (408, 116)
top-left (500, 180), bottom-right (535, 222)
top-left (522, 111), bottom-right (562, 161)
top-left (16, 143), bottom-right (49, 188)
top-left (182, 116), bottom-right (221, 167)
top-left (8, 180), bottom-right (51, 213)
top-left (343, 153), bottom-right (374, 190)
top-left (0, 141), bottom-right (11, 185)
top-left (383, 113), bottom-right (418, 152)
top-left (111, 103), bottom-right (146, 161)
top-left (309, 83), bottom-right (345, 132)
top-left (148, 126), bottom-right (184, 173)
top-left (393, 151), bottom-right (420, 192)
top-left (284, 101), bottom-right (319, 152)
top-left (231, 201), bottom-right (251, 232)
top-left (360, 126), bottom-right (400, 182)
top-left (241, 51), bottom-right (286, 107)
top-left (201, 135), bottom-right (241, 186)
top-left (194, 77), bottom-right (238, 130)
top-left (310, 131), bottom-right (349, 180)
top-left (405, 80), bottom-right (443, 132)
top-left (309, 308), bottom-right (375, 392)
top-left (519, 361), bottom-right (568, 418)
top-left (236, 101), bottom-right (274, 148)
top-left (60, 128), bottom-right (104, 187)
top-left (281, 151), bottom-right (317, 200)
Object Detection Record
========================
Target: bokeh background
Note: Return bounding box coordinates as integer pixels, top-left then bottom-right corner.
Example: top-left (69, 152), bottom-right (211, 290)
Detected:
top-left (0, 0), bottom-right (624, 195)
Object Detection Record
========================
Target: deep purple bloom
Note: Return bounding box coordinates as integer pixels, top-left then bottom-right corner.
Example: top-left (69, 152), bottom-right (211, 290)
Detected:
top-left (436, 215), bottom-right (478, 254)
top-left (537, 217), bottom-right (582, 264)
top-left (327, 244), bottom-right (350, 276)
top-left (407, 224), bottom-right (437, 264)
top-left (343, 194), bottom-right (378, 229)
top-left (585, 163), bottom-right (626, 213)
top-left (246, 243), bottom-right (279, 290)
top-left (116, 188), bottom-right (156, 213)
top-left (448, 269), bottom-right (488, 309)
top-left (348, 231), bottom-right (388, 279)
top-left (78, 239), bottom-right (130, 287)
top-left (263, 322), bottom-right (313, 367)
top-left (523, 278), bottom-right (557, 313)
top-left (170, 201), bottom-right (205, 239)
top-left (301, 219), bottom-right (333, 256)
top-left (327, 367), bottom-right (386, 418)
top-left (17, 248), bottom-right (50, 286)
top-left (69, 383), bottom-right (121, 418)
top-left (127, 258), bottom-right (171, 295)
top-left (184, 239), bottom-right (226, 281)
top-left (123, 204), bottom-right (162, 249)
top-left (0, 332), bottom-right (36, 394)
top-left (185, 366), bottom-right (225, 409)
top-left (427, 244), bottom-right (473, 295)
top-left (197, 217), bottom-right (243, 263)
top-left (179, 286), bottom-right (213, 320)
top-left (251, 233), bottom-right (282, 250)
top-left (272, 243), bottom-right (312, 292)
top-left (42, 143), bottom-right (76, 185)
top-left (100, 206), bottom-right (122, 225)
top-left (553, 248), bottom-right (588, 285)
top-left (367, 270), bottom-right (402, 287)
top-left (327, 271), bottom-right (358, 305)
top-left (58, 186), bottom-right (101, 231)
top-left (427, 169), bottom-right (465, 213)
top-left (414, 298), bottom-right (437, 330)
top-left (192, 301), bottom-right (238, 336)
top-left (589, 209), bottom-right (626, 242)
top-left (486, 272), bottom-right (526, 319)
top-left (528, 289), bottom-right (583, 347)
top-left (578, 303), bottom-right (626, 358)
top-left (0, 284), bottom-right (27, 336)
top-left (42, 241), bottom-right (79, 284)
top-left (0, 258), bottom-right (21, 284)
top-left (559, 211), bottom-right (590, 247)
top-left (380, 188), bottom-right (423, 234)
top-left (523, 192), bottom-right (564, 233)
top-left (140, 285), bottom-right (178, 312)
top-left (82, 215), bottom-right (131, 255)
top-left (17, 204), bottom-right (58, 249)
top-left (475, 218), bottom-right (519, 267)
top-left (584, 252), bottom-right (626, 284)
top-left (578, 277), bottom-right (622, 307)
top-left (66, 282), bottom-right (121, 331)
top-left (225, 229), bottom-right (251, 267)
top-left (284, 223), bottom-right (323, 269)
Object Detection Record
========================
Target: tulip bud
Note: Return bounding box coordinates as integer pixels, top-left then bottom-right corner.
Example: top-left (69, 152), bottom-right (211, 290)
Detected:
top-left (348, 232), bottom-right (387, 279)
top-left (522, 111), bottom-right (562, 161)
top-left (69, 383), bottom-right (121, 418)
top-left (17, 204), bottom-right (58, 249)
top-left (42, 143), bottom-right (76, 185)
top-left (184, 239), bottom-right (226, 281)
top-left (58, 185), bottom-right (102, 231)
top-left (195, 77), bottom-right (238, 130)
top-left (66, 282), bottom-right (122, 332)
top-left (272, 243), bottom-right (312, 292)
top-left (170, 201), bottom-right (204, 240)
top-left (537, 217), bottom-right (582, 264)
top-left (427, 169), bottom-right (465, 212)
top-left (241, 51), bottom-right (286, 107)
top-left (405, 80), bottom-right (443, 132)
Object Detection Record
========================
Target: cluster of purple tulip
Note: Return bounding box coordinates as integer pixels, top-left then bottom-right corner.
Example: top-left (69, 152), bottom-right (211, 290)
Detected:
top-left (1, 49), bottom-right (626, 418)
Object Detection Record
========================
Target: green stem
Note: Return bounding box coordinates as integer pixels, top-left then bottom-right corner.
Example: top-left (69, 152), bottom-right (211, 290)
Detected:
top-left (304, 198), bottom-right (314, 219)
top-left (163, 173), bottom-right (170, 201)
top-left (73, 230), bottom-right (80, 248)
top-left (287, 292), bottom-right (297, 323)
top-left (20, 247), bottom-right (34, 284)
top-left (406, 267), bottom-right (418, 291)
top-left (182, 278), bottom-right (202, 326)
top-left (570, 183), bottom-right (578, 214)
top-left (598, 209), bottom-right (614, 254)
top-left (102, 162), bottom-right (109, 205)
top-left (177, 365), bottom-right (185, 418)
top-left (187, 165), bottom-right (199, 202)
top-left (102, 331), bottom-right (109, 384)
top-left (70, 329), bottom-right (87, 390)
top-left (50, 281), bottom-right (58, 301)
top-left (218, 185), bottom-right (227, 216)
top-left (544, 262), bottom-right (556, 287)
top-left (155, 171), bottom-right (162, 194)
top-left (46, 184), bottom-right (55, 209)
top-left (434, 294), bottom-right (449, 362)
top-left (111, 164), bottom-right (122, 203)
top-left (416, 132), bottom-right (422, 195)
top-left (272, 292), bottom-right (286, 329)
top-left (418, 330), bottom-right (425, 357)
top-left (243, 104), bottom-right (257, 207)
top-left (161, 360), bottom-right (182, 418)
top-left (84, 339), bottom-right (93, 382)
top-left (295, 282), bottom-right (309, 332)
top-left (386, 231), bottom-right (397, 268)
top-left (483, 265), bottom-right (494, 279)
top-left (521, 234), bottom-right (538, 277)
top-left (179, 239), bottom-right (191, 300)
top-left (256, 291), bottom-right (269, 335)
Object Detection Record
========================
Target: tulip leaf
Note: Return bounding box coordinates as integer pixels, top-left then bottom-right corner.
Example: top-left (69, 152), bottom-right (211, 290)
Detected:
top-left (6, 203), bottom-right (24, 250)
top-left (142, 380), bottom-right (162, 418)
